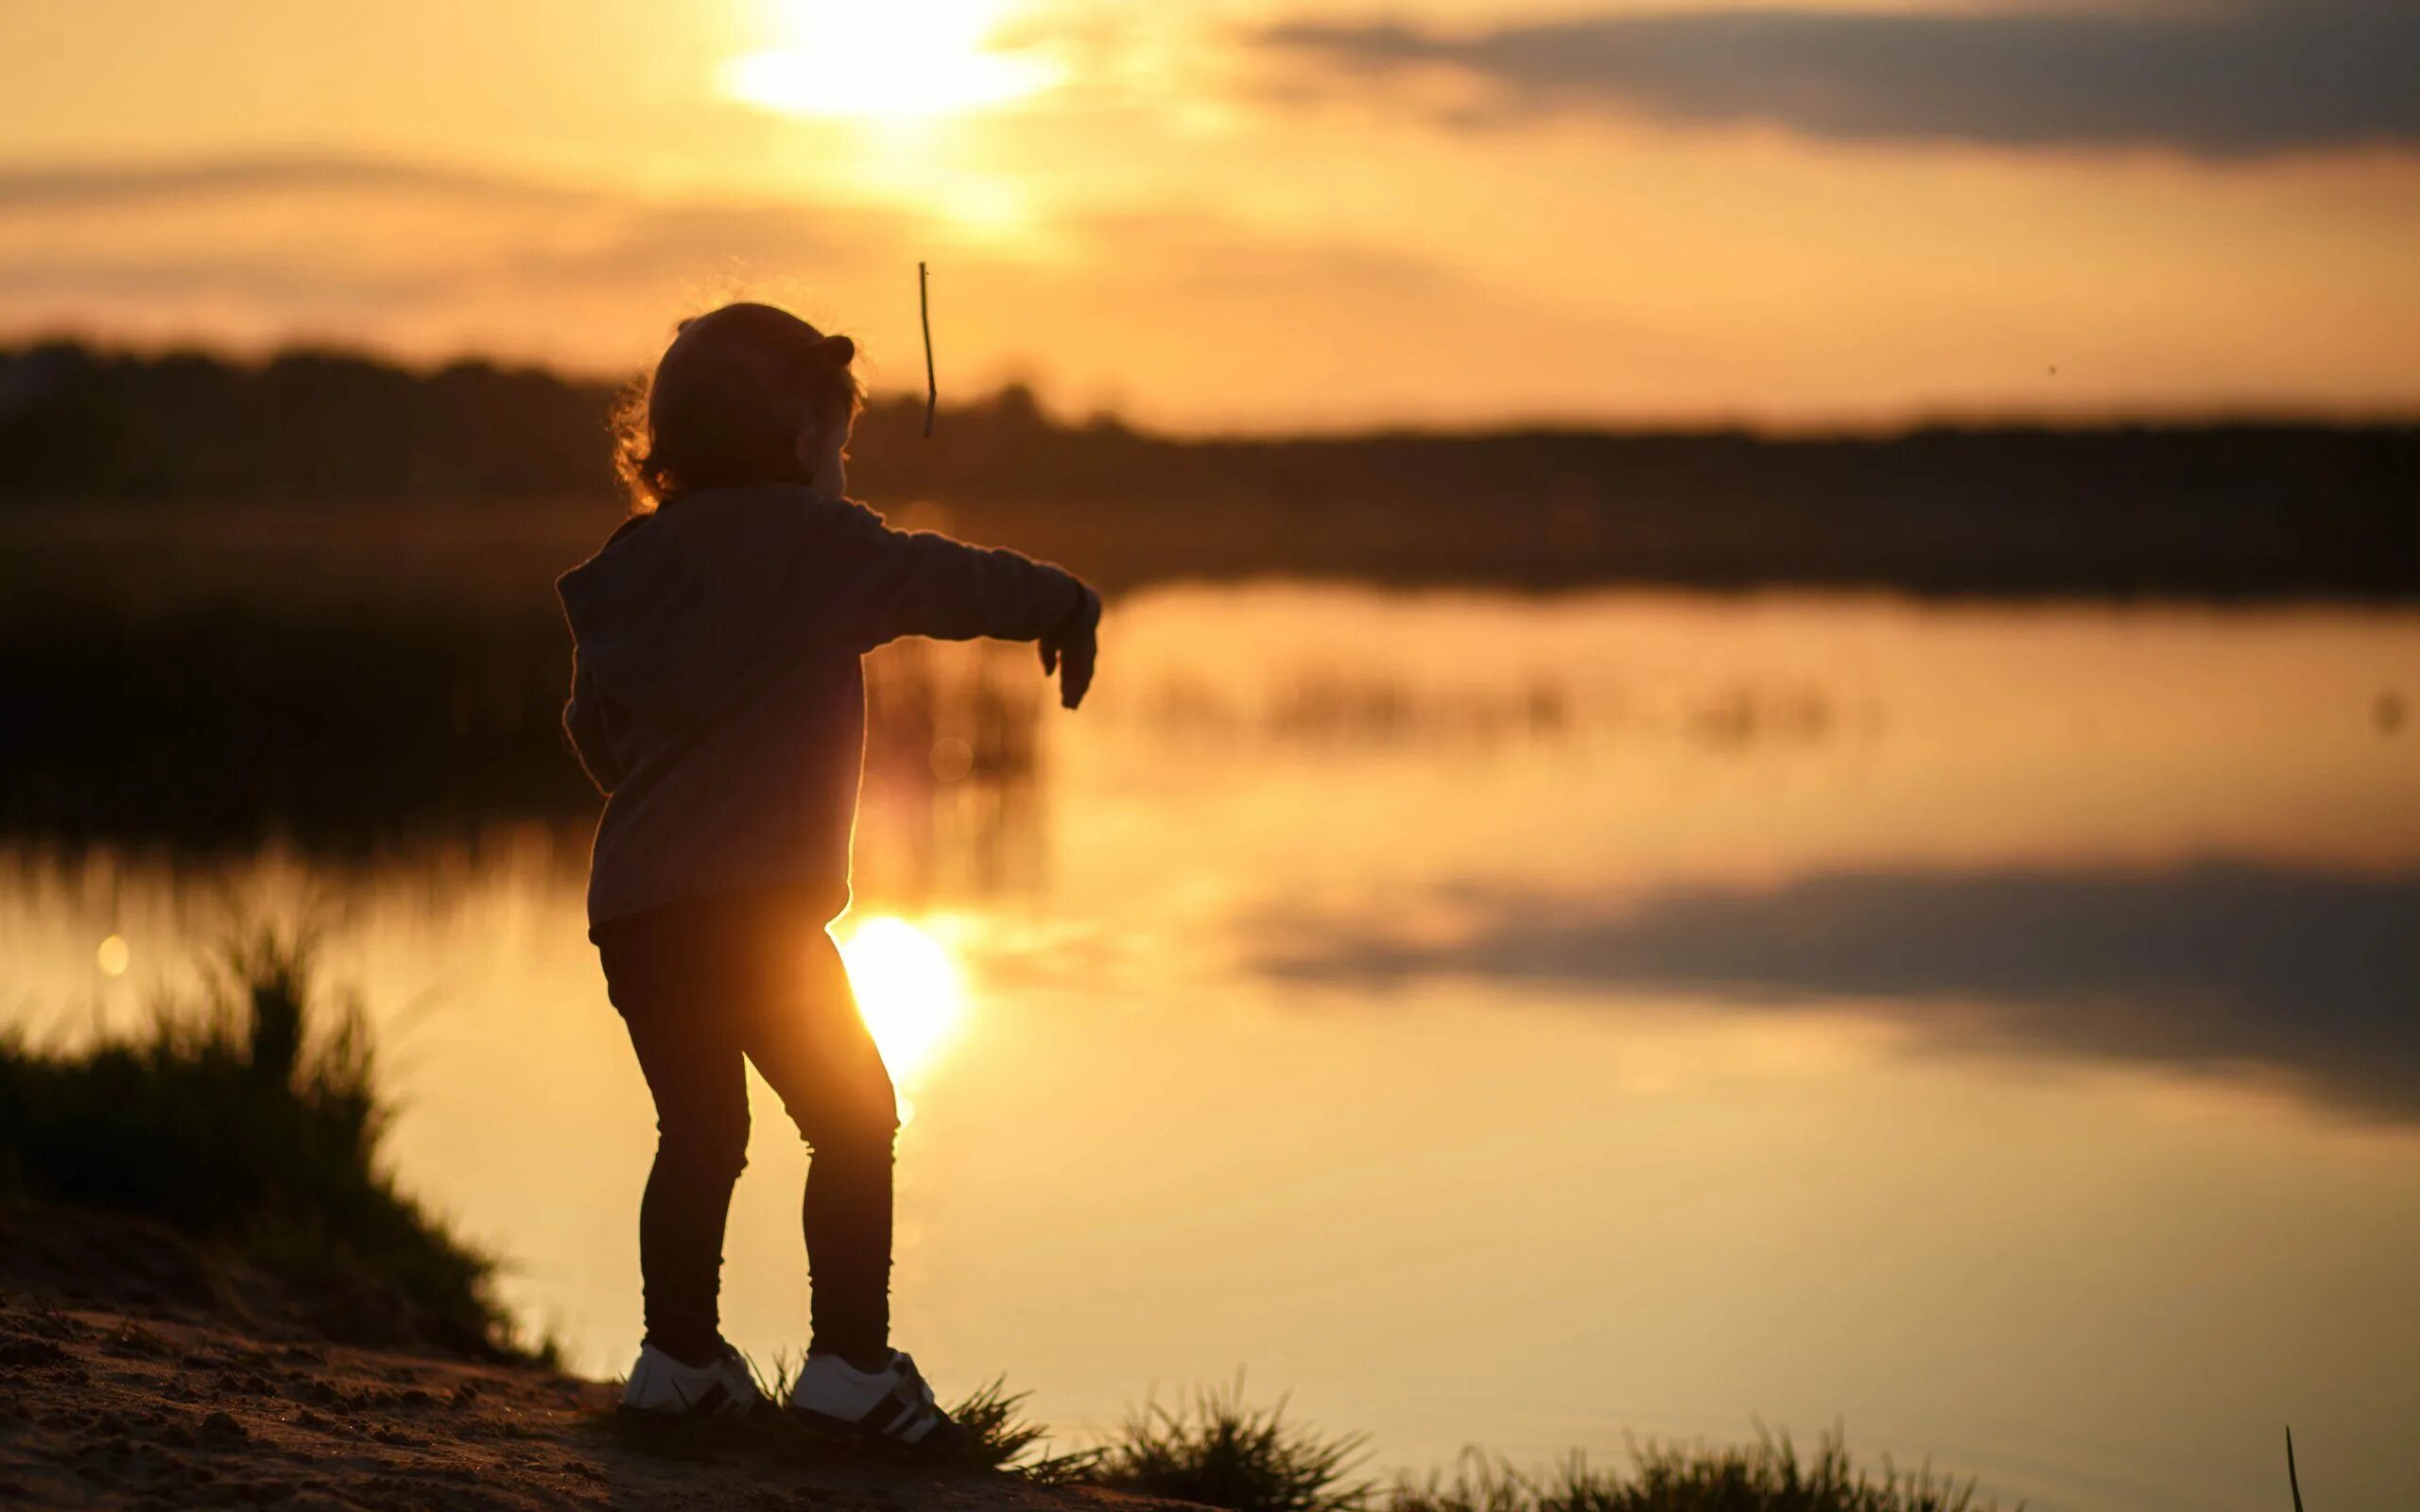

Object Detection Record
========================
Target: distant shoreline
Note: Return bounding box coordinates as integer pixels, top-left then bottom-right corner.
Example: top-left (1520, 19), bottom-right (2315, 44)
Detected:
top-left (3, 341), bottom-right (2416, 598)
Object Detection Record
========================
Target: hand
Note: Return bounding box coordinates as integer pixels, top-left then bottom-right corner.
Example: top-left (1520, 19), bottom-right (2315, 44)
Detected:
top-left (1038, 585), bottom-right (1101, 710)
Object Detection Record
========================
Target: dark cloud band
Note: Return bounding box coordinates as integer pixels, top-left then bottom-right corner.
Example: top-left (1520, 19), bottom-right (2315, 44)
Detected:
top-left (0, 155), bottom-right (595, 210)
top-left (1263, 4), bottom-right (2420, 157)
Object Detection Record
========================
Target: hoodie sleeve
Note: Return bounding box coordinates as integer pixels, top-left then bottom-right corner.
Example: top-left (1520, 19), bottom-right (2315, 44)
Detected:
top-left (562, 651), bottom-right (625, 795)
top-left (830, 505), bottom-right (1089, 648)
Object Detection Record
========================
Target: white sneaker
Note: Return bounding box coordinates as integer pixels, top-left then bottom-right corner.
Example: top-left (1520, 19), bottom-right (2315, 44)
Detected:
top-left (620, 1340), bottom-right (766, 1418)
top-left (786, 1349), bottom-right (962, 1450)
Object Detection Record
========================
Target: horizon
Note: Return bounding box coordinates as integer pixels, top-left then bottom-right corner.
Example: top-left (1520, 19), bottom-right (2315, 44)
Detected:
top-left (3, 1), bottom-right (2417, 431)
top-left (10, 331), bottom-right (2418, 442)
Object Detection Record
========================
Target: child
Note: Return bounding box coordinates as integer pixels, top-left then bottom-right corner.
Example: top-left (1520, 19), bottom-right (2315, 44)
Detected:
top-left (556, 301), bottom-right (1100, 1444)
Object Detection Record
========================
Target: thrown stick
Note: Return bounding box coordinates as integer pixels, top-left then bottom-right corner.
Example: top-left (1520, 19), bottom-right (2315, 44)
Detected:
top-left (919, 261), bottom-right (937, 438)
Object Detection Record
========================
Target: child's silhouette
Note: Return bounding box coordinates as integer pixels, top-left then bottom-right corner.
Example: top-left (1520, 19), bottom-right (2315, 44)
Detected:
top-left (556, 302), bottom-right (1099, 1445)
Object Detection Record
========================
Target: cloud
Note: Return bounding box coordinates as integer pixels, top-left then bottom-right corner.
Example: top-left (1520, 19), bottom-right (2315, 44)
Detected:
top-left (0, 151), bottom-right (1528, 421)
top-left (0, 256), bottom-right (453, 311)
top-left (0, 154), bottom-right (931, 352)
top-left (0, 153), bottom-right (596, 210)
top-left (1260, 3), bottom-right (2420, 158)
top-left (1256, 862), bottom-right (2420, 1123)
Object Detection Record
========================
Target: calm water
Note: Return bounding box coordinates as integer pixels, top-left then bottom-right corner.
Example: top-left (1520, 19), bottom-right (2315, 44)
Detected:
top-left (7, 585), bottom-right (2417, 1511)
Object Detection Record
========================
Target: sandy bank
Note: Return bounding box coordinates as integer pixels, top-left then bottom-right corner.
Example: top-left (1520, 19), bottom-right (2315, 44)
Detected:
top-left (0, 1207), bottom-right (1190, 1512)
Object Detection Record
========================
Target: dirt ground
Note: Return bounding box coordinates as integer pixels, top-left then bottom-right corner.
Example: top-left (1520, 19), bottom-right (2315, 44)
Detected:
top-left (0, 1211), bottom-right (1192, 1512)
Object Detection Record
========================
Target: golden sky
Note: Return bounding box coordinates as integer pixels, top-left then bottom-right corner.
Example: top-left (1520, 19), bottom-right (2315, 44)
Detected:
top-left (3, 0), bottom-right (2417, 429)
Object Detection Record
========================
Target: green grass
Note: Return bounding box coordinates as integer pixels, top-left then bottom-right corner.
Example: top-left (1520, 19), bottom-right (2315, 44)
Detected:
top-left (1092, 1378), bottom-right (1373, 1512)
top-left (1384, 1431), bottom-right (2003, 1512)
top-left (950, 1381), bottom-right (2008, 1512)
top-left (1075, 1385), bottom-right (2002, 1512)
top-left (944, 1375), bottom-right (1106, 1483)
top-left (0, 927), bottom-right (527, 1360)
top-left (606, 1340), bottom-right (2013, 1509)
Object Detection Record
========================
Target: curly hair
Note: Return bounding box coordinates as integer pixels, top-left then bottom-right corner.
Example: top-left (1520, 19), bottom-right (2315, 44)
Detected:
top-left (612, 302), bottom-right (865, 513)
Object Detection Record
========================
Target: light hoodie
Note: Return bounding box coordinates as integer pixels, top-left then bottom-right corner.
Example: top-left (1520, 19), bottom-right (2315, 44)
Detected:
top-left (556, 484), bottom-right (1087, 930)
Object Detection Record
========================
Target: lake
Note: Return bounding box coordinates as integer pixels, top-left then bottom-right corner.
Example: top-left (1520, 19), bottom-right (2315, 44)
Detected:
top-left (6, 583), bottom-right (2416, 1511)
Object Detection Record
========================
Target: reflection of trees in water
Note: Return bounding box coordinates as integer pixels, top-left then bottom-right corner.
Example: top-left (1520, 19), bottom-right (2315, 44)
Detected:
top-left (0, 605), bottom-right (578, 851)
top-left (1683, 682), bottom-right (1839, 752)
top-left (0, 599), bottom-right (1046, 902)
top-left (1132, 667), bottom-right (1855, 754)
top-left (854, 639), bottom-right (1045, 908)
top-left (1137, 669), bottom-right (1571, 748)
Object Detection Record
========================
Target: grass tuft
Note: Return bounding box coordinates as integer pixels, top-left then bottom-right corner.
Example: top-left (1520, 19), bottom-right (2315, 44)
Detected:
top-left (1094, 1376), bottom-right (1373, 1512)
top-left (1385, 1428), bottom-right (2004, 1512)
top-left (599, 1366), bottom-right (2014, 1511)
top-left (947, 1375), bottom-right (1106, 1483)
top-left (0, 926), bottom-right (521, 1359)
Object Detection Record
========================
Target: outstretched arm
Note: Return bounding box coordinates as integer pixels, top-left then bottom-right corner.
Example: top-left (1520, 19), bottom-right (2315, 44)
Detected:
top-left (835, 507), bottom-right (1101, 706)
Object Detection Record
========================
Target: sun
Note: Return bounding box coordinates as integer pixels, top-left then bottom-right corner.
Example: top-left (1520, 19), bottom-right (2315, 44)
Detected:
top-left (836, 916), bottom-right (968, 1083)
top-left (719, 1), bottom-right (1061, 121)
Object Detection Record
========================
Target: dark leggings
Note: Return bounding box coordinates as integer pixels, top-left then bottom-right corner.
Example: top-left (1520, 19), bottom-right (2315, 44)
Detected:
top-left (596, 893), bottom-right (898, 1370)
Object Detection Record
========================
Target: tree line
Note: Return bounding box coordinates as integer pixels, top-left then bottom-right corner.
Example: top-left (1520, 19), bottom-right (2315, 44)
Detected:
top-left (3, 338), bottom-right (2413, 595)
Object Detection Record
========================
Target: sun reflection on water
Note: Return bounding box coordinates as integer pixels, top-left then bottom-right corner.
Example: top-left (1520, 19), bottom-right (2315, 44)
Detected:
top-left (835, 915), bottom-right (967, 1086)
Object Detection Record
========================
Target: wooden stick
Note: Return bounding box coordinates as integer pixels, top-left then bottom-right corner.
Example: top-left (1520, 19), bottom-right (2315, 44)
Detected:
top-left (919, 261), bottom-right (937, 438)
